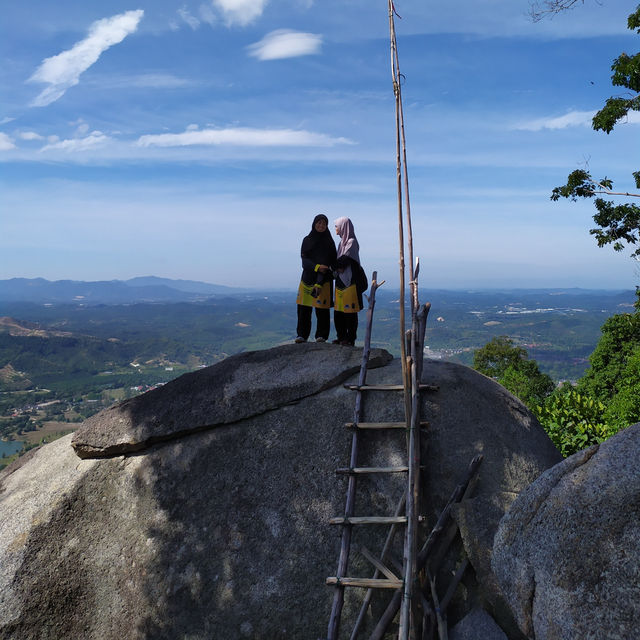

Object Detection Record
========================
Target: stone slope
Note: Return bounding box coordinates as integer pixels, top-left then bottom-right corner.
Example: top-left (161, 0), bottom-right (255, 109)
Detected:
top-left (1, 343), bottom-right (561, 639)
top-left (492, 422), bottom-right (640, 640)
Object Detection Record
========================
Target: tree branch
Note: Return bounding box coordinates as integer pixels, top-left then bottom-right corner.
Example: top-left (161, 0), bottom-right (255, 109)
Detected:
top-left (528, 0), bottom-right (588, 22)
top-left (592, 181), bottom-right (640, 199)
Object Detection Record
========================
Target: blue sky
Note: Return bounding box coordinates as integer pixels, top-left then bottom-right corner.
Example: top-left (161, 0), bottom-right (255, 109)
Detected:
top-left (1, 0), bottom-right (638, 290)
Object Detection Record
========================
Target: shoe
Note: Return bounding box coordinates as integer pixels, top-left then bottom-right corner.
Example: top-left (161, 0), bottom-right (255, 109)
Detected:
top-left (295, 336), bottom-right (306, 343)
top-left (331, 339), bottom-right (341, 344)
top-left (316, 337), bottom-right (326, 343)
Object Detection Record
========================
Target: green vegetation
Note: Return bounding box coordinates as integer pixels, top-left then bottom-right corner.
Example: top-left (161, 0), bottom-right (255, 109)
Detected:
top-left (0, 289), bottom-right (636, 467)
top-left (473, 336), bottom-right (554, 407)
top-left (551, 5), bottom-right (640, 258)
top-left (474, 294), bottom-right (640, 457)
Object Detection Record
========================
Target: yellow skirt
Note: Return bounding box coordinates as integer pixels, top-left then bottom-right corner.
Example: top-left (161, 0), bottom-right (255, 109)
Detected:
top-left (297, 281), bottom-right (332, 309)
top-left (335, 284), bottom-right (361, 313)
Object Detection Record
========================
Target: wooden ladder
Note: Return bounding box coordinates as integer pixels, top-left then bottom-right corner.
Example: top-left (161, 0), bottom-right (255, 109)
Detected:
top-left (326, 271), bottom-right (431, 639)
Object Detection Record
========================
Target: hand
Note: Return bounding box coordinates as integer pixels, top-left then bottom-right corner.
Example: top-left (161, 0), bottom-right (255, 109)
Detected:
top-left (317, 264), bottom-right (329, 273)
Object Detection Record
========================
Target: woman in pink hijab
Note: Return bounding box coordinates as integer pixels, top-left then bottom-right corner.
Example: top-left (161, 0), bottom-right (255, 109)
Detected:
top-left (333, 217), bottom-right (365, 345)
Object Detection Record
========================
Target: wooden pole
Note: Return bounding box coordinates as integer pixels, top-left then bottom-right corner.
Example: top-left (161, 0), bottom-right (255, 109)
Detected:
top-left (367, 456), bottom-right (483, 640)
top-left (388, 0), bottom-right (410, 425)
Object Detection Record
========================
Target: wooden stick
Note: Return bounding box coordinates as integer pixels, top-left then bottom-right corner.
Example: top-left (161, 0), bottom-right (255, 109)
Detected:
top-left (428, 572), bottom-right (448, 640)
top-left (330, 516), bottom-right (408, 525)
top-left (359, 545), bottom-right (400, 582)
top-left (327, 577), bottom-right (403, 589)
top-left (368, 455), bottom-right (483, 640)
top-left (349, 492), bottom-right (406, 640)
top-left (439, 557), bottom-right (469, 615)
top-left (336, 466), bottom-right (409, 475)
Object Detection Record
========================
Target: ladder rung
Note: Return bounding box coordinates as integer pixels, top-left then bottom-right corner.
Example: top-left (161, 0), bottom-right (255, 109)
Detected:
top-left (345, 383), bottom-right (439, 392)
top-left (345, 421), bottom-right (429, 429)
top-left (330, 516), bottom-right (408, 525)
top-left (345, 383), bottom-right (404, 391)
top-left (326, 577), bottom-right (403, 589)
top-left (336, 466), bottom-right (408, 474)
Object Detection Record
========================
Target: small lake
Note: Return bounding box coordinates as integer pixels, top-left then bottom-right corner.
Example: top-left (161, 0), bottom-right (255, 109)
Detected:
top-left (0, 440), bottom-right (24, 458)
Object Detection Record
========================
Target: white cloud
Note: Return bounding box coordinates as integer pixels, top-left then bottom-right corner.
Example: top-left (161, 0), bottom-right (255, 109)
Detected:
top-left (513, 109), bottom-right (640, 132)
top-left (19, 131), bottom-right (45, 141)
top-left (212, 0), bottom-right (268, 26)
top-left (178, 7), bottom-right (200, 30)
top-left (622, 111), bottom-right (640, 125)
top-left (0, 133), bottom-right (16, 150)
top-left (136, 126), bottom-right (353, 147)
top-left (247, 29), bottom-right (322, 60)
top-left (199, 3), bottom-right (217, 26)
top-left (40, 131), bottom-right (110, 152)
top-left (513, 110), bottom-right (596, 131)
top-left (0, 117), bottom-right (15, 125)
top-left (28, 9), bottom-right (144, 107)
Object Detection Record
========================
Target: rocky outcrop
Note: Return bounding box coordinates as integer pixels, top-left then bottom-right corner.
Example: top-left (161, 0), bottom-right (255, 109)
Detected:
top-left (0, 344), bottom-right (561, 639)
top-left (72, 343), bottom-right (393, 458)
top-left (492, 423), bottom-right (640, 640)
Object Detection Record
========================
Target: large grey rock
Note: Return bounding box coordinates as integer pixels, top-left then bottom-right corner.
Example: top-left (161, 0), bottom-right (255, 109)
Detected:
top-left (0, 344), bottom-right (560, 639)
top-left (492, 423), bottom-right (640, 640)
top-left (450, 608), bottom-right (508, 640)
top-left (72, 342), bottom-right (392, 458)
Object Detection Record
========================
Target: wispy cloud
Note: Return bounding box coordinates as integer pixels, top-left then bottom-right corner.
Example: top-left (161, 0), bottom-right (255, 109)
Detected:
top-left (19, 131), bottom-right (44, 141)
top-left (0, 133), bottom-right (16, 151)
top-left (40, 131), bottom-right (111, 152)
top-left (248, 29), bottom-right (322, 60)
top-left (100, 73), bottom-right (193, 89)
top-left (212, 0), bottom-right (268, 26)
top-left (136, 126), bottom-right (353, 147)
top-left (513, 110), bottom-right (596, 131)
top-left (28, 9), bottom-right (144, 107)
top-left (178, 6), bottom-right (200, 30)
top-left (199, 3), bottom-right (217, 26)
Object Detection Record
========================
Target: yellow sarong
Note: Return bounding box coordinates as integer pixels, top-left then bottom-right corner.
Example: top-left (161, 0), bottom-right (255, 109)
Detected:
top-left (297, 281), bottom-right (332, 309)
top-left (335, 284), bottom-right (360, 313)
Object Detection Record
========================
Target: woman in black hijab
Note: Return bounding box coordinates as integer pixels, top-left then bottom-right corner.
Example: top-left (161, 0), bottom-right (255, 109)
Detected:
top-left (295, 214), bottom-right (337, 343)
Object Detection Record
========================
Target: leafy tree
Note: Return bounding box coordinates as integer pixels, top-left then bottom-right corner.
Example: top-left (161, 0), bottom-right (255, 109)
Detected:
top-left (603, 348), bottom-right (640, 429)
top-left (473, 336), bottom-right (528, 378)
top-left (550, 5), bottom-right (640, 258)
top-left (577, 298), bottom-right (640, 403)
top-left (473, 336), bottom-right (555, 407)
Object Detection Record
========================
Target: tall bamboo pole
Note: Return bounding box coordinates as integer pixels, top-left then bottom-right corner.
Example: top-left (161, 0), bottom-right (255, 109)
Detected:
top-left (388, 0), bottom-right (410, 426)
top-left (388, 4), bottom-right (421, 638)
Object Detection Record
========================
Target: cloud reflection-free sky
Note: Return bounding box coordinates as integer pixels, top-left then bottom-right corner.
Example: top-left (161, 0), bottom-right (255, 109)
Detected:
top-left (1, 0), bottom-right (638, 289)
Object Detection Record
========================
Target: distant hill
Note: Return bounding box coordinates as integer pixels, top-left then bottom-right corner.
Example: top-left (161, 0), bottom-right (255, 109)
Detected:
top-left (0, 277), bottom-right (250, 304)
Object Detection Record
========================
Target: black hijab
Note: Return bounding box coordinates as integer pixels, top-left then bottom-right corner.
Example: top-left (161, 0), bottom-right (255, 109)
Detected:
top-left (301, 214), bottom-right (337, 265)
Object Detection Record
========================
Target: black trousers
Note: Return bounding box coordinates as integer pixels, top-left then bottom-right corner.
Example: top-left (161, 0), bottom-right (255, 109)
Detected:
top-left (297, 305), bottom-right (330, 340)
top-left (334, 310), bottom-right (358, 345)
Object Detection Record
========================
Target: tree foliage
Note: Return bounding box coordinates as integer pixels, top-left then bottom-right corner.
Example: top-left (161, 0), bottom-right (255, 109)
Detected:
top-left (550, 5), bottom-right (640, 257)
top-left (534, 386), bottom-right (614, 457)
top-left (473, 336), bottom-right (555, 406)
top-left (577, 301), bottom-right (640, 402)
top-left (474, 297), bottom-right (640, 457)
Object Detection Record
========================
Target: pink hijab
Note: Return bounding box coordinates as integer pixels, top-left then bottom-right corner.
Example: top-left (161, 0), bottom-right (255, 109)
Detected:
top-left (334, 217), bottom-right (360, 263)
top-left (334, 217), bottom-right (360, 287)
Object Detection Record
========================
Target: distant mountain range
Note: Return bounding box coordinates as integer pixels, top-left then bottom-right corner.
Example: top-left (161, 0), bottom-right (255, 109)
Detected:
top-left (0, 277), bottom-right (251, 304)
